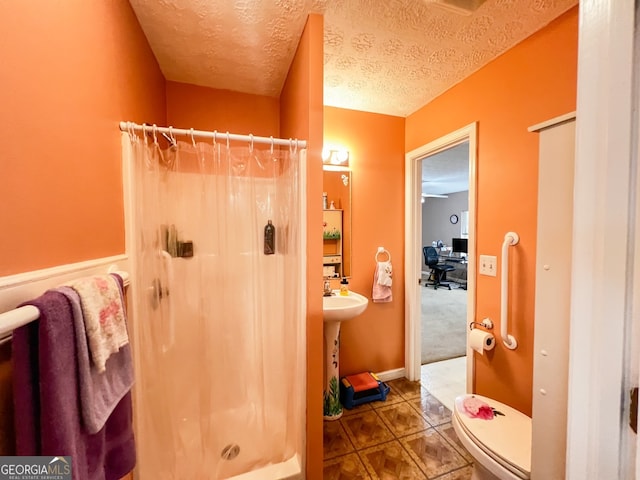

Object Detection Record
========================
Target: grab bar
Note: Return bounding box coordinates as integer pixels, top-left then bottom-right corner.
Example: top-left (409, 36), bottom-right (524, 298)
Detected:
top-left (501, 232), bottom-right (519, 349)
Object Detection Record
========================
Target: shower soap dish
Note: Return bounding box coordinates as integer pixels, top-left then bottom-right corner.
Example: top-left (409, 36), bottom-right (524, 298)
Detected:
top-left (340, 371), bottom-right (390, 409)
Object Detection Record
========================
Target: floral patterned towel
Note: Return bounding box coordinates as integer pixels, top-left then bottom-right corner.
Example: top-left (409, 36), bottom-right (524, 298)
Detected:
top-left (376, 260), bottom-right (393, 287)
top-left (68, 274), bottom-right (129, 373)
top-left (372, 262), bottom-right (392, 303)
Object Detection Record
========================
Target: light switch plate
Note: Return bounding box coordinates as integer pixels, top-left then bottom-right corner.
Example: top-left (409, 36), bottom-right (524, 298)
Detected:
top-left (479, 255), bottom-right (497, 276)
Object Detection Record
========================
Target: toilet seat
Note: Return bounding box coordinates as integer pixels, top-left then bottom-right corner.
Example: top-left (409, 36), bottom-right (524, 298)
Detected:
top-left (453, 394), bottom-right (531, 479)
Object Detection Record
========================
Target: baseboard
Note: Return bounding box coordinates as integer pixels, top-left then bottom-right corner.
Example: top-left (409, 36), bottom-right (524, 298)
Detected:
top-left (375, 367), bottom-right (405, 382)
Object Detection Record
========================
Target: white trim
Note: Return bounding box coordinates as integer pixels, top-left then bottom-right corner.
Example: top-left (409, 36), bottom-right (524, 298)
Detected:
top-left (404, 122), bottom-right (477, 391)
top-left (528, 111), bottom-right (577, 133)
top-left (298, 148), bottom-right (308, 466)
top-left (0, 254), bottom-right (129, 314)
top-left (375, 367), bottom-right (406, 383)
top-left (566, 1), bottom-right (636, 478)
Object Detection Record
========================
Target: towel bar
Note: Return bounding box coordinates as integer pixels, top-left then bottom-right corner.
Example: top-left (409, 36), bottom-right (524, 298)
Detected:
top-left (0, 269), bottom-right (129, 344)
top-left (375, 246), bottom-right (391, 262)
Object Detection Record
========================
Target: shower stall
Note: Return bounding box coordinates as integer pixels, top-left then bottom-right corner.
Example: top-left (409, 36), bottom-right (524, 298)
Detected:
top-left (121, 123), bottom-right (306, 479)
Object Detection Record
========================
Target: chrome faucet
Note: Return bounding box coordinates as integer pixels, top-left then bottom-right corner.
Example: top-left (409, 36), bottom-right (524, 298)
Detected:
top-left (323, 278), bottom-right (333, 296)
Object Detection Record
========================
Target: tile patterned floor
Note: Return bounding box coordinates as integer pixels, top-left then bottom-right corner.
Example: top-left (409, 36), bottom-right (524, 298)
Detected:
top-left (323, 377), bottom-right (474, 479)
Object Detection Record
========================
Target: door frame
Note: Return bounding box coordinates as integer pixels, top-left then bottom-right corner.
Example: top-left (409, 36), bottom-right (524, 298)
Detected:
top-left (404, 122), bottom-right (477, 389)
top-left (566, 1), bottom-right (638, 478)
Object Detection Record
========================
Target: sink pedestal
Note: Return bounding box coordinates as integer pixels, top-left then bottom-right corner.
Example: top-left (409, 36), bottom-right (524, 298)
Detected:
top-left (323, 321), bottom-right (343, 420)
top-left (322, 290), bottom-right (369, 421)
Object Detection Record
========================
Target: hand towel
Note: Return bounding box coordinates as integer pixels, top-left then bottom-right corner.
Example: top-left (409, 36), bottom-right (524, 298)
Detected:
top-left (372, 263), bottom-right (393, 303)
top-left (67, 274), bottom-right (129, 373)
top-left (376, 260), bottom-right (393, 287)
top-left (12, 290), bottom-right (136, 480)
top-left (55, 273), bottom-right (133, 434)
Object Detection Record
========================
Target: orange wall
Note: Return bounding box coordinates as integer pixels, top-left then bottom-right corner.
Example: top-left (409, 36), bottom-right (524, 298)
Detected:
top-left (324, 108), bottom-right (406, 376)
top-left (166, 81), bottom-right (280, 135)
top-left (280, 14), bottom-right (324, 480)
top-left (0, 1), bottom-right (166, 276)
top-left (406, 7), bottom-right (578, 415)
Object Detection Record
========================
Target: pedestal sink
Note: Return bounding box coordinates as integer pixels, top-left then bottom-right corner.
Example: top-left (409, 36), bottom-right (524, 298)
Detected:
top-left (323, 290), bottom-right (369, 420)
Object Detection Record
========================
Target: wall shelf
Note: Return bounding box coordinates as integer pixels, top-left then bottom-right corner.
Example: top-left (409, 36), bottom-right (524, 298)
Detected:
top-left (323, 210), bottom-right (343, 277)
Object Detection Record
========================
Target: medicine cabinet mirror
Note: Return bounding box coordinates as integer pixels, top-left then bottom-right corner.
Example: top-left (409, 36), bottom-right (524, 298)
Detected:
top-left (322, 170), bottom-right (352, 278)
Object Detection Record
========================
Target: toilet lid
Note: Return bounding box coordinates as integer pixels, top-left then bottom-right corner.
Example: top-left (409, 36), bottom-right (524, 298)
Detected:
top-left (454, 394), bottom-right (531, 476)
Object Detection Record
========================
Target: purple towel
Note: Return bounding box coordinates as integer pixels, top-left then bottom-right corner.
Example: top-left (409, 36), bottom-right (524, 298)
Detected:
top-left (12, 290), bottom-right (136, 480)
top-left (55, 279), bottom-right (134, 434)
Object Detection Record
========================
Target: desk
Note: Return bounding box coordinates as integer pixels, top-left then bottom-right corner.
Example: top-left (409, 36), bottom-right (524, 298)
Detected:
top-left (439, 256), bottom-right (467, 288)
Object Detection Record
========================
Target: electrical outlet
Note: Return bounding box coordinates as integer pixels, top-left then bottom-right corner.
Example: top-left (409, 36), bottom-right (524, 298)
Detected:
top-left (479, 255), bottom-right (497, 276)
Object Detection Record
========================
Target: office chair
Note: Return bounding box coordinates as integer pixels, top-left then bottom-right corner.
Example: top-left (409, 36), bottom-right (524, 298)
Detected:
top-left (423, 246), bottom-right (454, 290)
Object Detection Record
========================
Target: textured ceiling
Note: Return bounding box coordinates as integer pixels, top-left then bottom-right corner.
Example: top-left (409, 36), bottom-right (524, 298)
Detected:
top-left (129, 0), bottom-right (577, 117)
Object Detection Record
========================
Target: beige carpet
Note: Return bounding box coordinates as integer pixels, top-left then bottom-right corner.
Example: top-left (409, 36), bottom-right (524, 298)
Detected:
top-left (421, 285), bottom-right (467, 364)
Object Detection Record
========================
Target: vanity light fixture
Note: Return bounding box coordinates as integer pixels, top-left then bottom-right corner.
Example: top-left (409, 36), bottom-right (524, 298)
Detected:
top-left (322, 147), bottom-right (350, 170)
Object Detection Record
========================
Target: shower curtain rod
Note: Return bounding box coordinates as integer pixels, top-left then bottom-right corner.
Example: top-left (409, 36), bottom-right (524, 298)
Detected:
top-left (119, 121), bottom-right (307, 149)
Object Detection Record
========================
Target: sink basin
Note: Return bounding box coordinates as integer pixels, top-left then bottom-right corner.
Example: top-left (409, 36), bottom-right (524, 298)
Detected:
top-left (323, 290), bottom-right (369, 323)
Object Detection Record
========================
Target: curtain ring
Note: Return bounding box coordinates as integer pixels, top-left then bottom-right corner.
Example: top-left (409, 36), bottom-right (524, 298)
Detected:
top-left (289, 138), bottom-right (293, 154)
top-left (213, 130), bottom-right (217, 148)
top-left (152, 124), bottom-right (158, 145)
top-left (226, 131), bottom-right (230, 149)
top-left (270, 136), bottom-right (274, 156)
top-left (294, 139), bottom-right (299, 155)
top-left (190, 128), bottom-right (196, 147)
top-left (249, 133), bottom-right (254, 153)
top-left (168, 126), bottom-right (175, 145)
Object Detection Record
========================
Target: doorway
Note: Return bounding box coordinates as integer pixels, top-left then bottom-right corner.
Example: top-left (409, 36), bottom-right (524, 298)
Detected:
top-left (404, 123), bottom-right (477, 395)
top-left (419, 142), bottom-right (470, 408)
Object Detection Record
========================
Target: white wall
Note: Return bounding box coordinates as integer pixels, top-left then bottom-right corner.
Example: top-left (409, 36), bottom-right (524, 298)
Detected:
top-left (421, 191), bottom-right (469, 249)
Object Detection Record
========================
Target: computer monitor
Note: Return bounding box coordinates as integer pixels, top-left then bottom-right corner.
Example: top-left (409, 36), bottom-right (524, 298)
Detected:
top-left (452, 238), bottom-right (468, 254)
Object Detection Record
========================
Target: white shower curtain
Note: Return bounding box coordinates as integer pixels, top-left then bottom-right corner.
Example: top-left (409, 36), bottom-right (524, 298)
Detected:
top-left (122, 130), bottom-right (305, 479)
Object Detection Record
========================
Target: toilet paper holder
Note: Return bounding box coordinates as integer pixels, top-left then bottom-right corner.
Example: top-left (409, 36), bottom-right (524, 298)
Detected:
top-left (469, 318), bottom-right (494, 330)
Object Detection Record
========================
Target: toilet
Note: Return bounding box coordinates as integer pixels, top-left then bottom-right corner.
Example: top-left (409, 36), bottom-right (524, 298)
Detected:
top-left (452, 394), bottom-right (531, 480)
